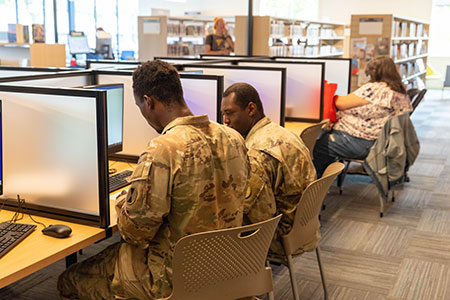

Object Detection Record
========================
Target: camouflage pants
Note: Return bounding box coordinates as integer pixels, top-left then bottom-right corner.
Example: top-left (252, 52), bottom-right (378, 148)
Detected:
top-left (57, 242), bottom-right (121, 300)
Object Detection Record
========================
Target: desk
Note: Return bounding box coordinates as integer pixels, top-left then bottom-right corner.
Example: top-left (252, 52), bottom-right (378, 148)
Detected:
top-left (285, 121), bottom-right (315, 136)
top-left (0, 160), bottom-right (135, 288)
top-left (0, 213), bottom-right (106, 288)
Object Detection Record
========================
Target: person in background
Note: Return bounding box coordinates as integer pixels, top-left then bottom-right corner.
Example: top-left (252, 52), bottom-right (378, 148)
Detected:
top-left (58, 60), bottom-right (250, 300)
top-left (204, 17), bottom-right (234, 55)
top-left (313, 56), bottom-right (413, 177)
top-left (221, 82), bottom-right (317, 257)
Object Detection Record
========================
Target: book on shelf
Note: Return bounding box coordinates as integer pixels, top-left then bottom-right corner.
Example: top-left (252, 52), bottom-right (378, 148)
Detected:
top-left (7, 24), bottom-right (17, 43)
top-left (409, 23), bottom-right (416, 37)
top-left (32, 24), bottom-right (45, 43)
top-left (416, 58), bottom-right (425, 73)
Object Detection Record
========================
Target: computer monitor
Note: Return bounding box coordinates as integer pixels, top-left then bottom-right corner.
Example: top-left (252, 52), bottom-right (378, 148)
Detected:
top-left (96, 37), bottom-right (113, 59)
top-left (84, 84), bottom-right (124, 154)
top-left (68, 35), bottom-right (90, 55)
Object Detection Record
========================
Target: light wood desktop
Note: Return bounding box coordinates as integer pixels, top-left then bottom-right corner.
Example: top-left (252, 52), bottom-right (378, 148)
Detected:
top-left (285, 121), bottom-right (315, 136)
top-left (0, 160), bottom-right (135, 288)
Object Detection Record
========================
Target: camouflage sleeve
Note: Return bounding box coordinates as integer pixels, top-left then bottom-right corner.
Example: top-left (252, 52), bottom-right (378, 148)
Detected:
top-left (244, 149), bottom-right (277, 225)
top-left (115, 141), bottom-right (172, 248)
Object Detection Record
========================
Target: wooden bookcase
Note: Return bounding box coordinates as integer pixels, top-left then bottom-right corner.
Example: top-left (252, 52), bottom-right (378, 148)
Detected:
top-left (234, 16), bottom-right (345, 57)
top-left (350, 14), bottom-right (429, 91)
top-left (138, 16), bottom-right (235, 61)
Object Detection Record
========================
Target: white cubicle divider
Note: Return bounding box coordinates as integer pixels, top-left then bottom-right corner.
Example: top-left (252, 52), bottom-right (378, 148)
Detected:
top-left (235, 60), bottom-right (324, 122)
top-left (274, 57), bottom-right (351, 96)
top-left (0, 85), bottom-right (110, 227)
top-left (86, 60), bottom-right (141, 70)
top-left (95, 70), bottom-right (224, 158)
top-left (182, 64), bottom-right (286, 126)
top-left (0, 66), bottom-right (73, 79)
top-left (0, 70), bottom-right (92, 87)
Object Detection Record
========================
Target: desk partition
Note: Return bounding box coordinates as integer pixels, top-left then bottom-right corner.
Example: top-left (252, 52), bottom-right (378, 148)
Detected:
top-left (0, 70), bottom-right (92, 87)
top-left (95, 70), bottom-right (224, 159)
top-left (235, 60), bottom-right (324, 122)
top-left (274, 57), bottom-right (351, 96)
top-left (182, 64), bottom-right (286, 126)
top-left (86, 60), bottom-right (141, 70)
top-left (0, 66), bottom-right (74, 79)
top-left (0, 85), bottom-right (109, 227)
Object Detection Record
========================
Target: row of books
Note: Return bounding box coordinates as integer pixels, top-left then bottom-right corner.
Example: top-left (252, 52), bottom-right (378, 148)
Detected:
top-left (391, 40), bottom-right (427, 60)
top-left (393, 21), bottom-right (427, 38)
top-left (269, 44), bottom-right (342, 57)
top-left (7, 24), bottom-right (45, 44)
top-left (270, 22), bottom-right (339, 39)
top-left (398, 58), bottom-right (426, 79)
top-left (167, 23), bottom-right (205, 37)
top-left (167, 42), bottom-right (204, 56)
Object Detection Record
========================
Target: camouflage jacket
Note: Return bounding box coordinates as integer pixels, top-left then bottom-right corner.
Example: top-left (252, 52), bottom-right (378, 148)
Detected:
top-left (114, 115), bottom-right (249, 299)
top-left (244, 117), bottom-right (316, 256)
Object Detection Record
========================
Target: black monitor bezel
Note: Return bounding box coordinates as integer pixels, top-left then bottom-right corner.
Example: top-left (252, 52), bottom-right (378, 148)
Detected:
top-left (83, 83), bottom-right (125, 155)
top-left (0, 85), bottom-right (110, 228)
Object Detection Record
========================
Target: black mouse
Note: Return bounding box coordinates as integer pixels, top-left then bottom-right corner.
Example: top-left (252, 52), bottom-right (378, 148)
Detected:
top-left (42, 224), bottom-right (72, 238)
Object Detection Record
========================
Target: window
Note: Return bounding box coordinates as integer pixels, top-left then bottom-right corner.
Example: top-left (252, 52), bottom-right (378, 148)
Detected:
top-left (429, 2), bottom-right (450, 57)
top-left (17, 0), bottom-right (44, 25)
top-left (96, 0), bottom-right (118, 57)
top-left (73, 0), bottom-right (95, 49)
top-left (117, 0), bottom-right (138, 57)
top-left (259, 0), bottom-right (319, 20)
top-left (0, 0), bottom-right (17, 32)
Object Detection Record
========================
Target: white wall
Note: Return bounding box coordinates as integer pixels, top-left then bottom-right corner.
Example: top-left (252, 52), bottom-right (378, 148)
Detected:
top-left (138, 0), bottom-right (260, 17)
top-left (319, 0), bottom-right (433, 24)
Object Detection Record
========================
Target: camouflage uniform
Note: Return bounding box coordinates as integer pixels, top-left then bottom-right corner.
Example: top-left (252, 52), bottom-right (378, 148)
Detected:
top-left (58, 115), bottom-right (250, 300)
top-left (244, 117), bottom-right (317, 256)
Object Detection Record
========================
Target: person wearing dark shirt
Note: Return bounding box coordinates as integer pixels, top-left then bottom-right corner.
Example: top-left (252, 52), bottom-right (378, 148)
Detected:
top-left (205, 17), bottom-right (234, 55)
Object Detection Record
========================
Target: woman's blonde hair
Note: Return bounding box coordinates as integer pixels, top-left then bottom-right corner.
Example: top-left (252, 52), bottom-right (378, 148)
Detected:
top-left (365, 56), bottom-right (406, 94)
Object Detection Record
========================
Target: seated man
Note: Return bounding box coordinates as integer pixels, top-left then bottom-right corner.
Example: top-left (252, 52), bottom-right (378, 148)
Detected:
top-left (221, 83), bottom-right (316, 256)
top-left (58, 60), bottom-right (250, 300)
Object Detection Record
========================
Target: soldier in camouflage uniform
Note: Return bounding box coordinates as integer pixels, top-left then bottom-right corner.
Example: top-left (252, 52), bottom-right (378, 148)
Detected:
top-left (221, 83), bottom-right (317, 256)
top-left (58, 60), bottom-right (250, 300)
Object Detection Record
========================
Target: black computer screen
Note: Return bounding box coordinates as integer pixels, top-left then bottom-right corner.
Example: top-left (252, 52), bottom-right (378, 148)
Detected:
top-left (85, 84), bottom-right (124, 154)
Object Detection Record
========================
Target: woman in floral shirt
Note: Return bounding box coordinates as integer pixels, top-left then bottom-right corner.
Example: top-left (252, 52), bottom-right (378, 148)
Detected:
top-left (313, 56), bottom-right (412, 177)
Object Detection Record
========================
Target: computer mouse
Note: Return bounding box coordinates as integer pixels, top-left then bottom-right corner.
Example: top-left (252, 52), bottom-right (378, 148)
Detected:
top-left (42, 224), bottom-right (72, 238)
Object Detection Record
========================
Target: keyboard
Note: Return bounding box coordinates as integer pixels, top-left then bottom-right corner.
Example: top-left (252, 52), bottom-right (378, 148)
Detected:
top-left (0, 222), bottom-right (37, 259)
top-left (109, 170), bottom-right (133, 193)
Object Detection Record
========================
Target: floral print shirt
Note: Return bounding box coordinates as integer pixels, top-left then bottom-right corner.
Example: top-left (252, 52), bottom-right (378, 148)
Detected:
top-left (334, 82), bottom-right (412, 140)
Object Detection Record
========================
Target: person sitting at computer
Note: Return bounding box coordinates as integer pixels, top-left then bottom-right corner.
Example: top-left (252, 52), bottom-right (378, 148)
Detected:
top-left (221, 82), bottom-right (317, 257)
top-left (204, 17), bottom-right (234, 55)
top-left (313, 56), bottom-right (413, 177)
top-left (57, 60), bottom-right (250, 300)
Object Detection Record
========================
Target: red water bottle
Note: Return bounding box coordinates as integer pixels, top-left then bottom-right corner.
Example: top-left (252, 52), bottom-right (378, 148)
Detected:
top-left (70, 55), bottom-right (77, 67)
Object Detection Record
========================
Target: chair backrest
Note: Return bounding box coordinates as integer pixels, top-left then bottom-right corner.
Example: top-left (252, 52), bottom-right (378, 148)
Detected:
top-left (281, 162), bottom-right (344, 255)
top-left (300, 119), bottom-right (328, 159)
top-left (444, 65), bottom-right (450, 87)
top-left (411, 88), bottom-right (427, 113)
top-left (168, 214), bottom-right (282, 300)
top-left (407, 88), bottom-right (419, 101)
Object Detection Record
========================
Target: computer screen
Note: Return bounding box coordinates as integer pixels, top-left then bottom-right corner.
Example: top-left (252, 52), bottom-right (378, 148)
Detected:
top-left (68, 35), bottom-right (90, 54)
top-left (96, 37), bottom-right (113, 59)
top-left (84, 84), bottom-right (124, 154)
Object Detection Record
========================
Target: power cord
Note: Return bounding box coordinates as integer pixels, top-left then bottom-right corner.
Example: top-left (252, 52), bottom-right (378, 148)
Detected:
top-left (9, 195), bottom-right (47, 228)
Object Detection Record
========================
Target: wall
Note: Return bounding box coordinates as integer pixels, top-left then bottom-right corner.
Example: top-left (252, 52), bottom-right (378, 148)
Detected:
top-left (319, 0), bottom-right (433, 24)
top-left (138, 0), bottom-right (260, 17)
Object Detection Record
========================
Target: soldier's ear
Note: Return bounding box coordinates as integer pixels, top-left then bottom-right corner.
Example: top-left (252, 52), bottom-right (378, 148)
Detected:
top-left (143, 95), bottom-right (155, 110)
top-left (247, 102), bottom-right (257, 117)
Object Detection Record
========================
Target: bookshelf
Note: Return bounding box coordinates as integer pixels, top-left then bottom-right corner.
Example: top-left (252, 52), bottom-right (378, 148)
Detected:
top-left (350, 14), bottom-right (429, 91)
top-left (138, 16), bottom-right (235, 61)
top-left (234, 16), bottom-right (345, 57)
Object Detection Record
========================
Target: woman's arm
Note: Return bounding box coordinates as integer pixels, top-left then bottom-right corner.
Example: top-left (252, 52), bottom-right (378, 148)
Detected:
top-left (335, 93), bottom-right (371, 110)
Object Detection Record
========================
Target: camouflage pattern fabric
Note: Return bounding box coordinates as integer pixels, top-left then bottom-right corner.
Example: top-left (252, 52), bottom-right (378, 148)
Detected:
top-left (58, 115), bottom-right (250, 300)
top-left (244, 117), bottom-right (317, 256)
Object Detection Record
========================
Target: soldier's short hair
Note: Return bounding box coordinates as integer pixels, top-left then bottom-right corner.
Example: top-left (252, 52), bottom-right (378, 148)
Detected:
top-left (223, 83), bottom-right (264, 115)
top-left (132, 60), bottom-right (184, 105)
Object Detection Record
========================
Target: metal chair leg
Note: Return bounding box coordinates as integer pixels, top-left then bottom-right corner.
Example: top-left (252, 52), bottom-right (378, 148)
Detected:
top-left (315, 248), bottom-right (328, 300)
top-left (266, 261), bottom-right (275, 300)
top-left (286, 254), bottom-right (300, 300)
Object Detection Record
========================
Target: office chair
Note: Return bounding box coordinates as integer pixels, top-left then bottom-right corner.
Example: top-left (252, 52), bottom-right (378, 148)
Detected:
top-left (410, 88), bottom-right (427, 114)
top-left (300, 119), bottom-right (329, 160)
top-left (442, 65), bottom-right (450, 99)
top-left (267, 162), bottom-right (344, 300)
top-left (164, 215), bottom-right (282, 300)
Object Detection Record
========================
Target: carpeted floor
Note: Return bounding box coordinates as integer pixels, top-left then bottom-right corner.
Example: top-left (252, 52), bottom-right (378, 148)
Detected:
top-left (1, 89), bottom-right (449, 300)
